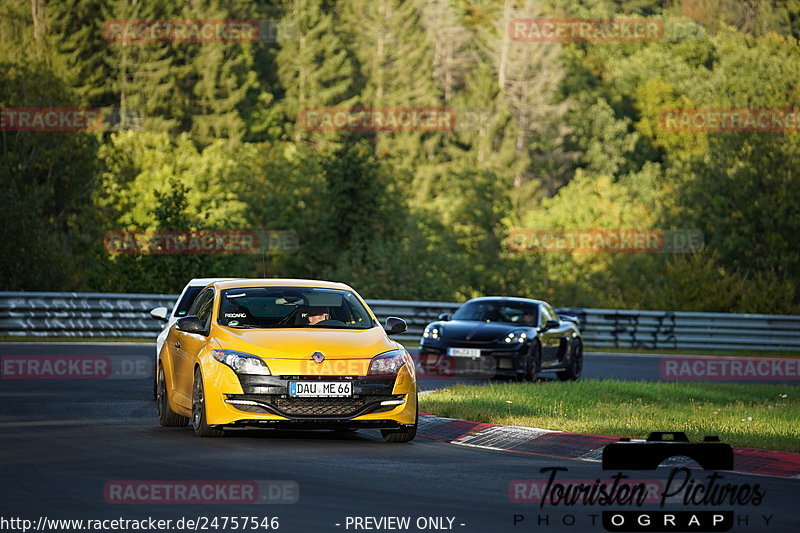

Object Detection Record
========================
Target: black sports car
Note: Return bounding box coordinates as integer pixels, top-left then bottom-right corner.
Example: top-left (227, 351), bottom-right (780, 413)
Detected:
top-left (417, 297), bottom-right (582, 381)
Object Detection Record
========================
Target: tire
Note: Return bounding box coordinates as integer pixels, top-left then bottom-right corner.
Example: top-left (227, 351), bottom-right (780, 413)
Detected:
top-left (153, 358), bottom-right (158, 400)
top-left (157, 365), bottom-right (189, 427)
top-left (192, 368), bottom-right (224, 437)
top-left (381, 392), bottom-right (418, 443)
top-left (524, 343), bottom-right (541, 382)
top-left (557, 338), bottom-right (583, 381)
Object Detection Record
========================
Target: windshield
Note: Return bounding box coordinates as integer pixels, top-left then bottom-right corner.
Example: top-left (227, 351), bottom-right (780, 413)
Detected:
top-left (217, 287), bottom-right (375, 330)
top-left (452, 300), bottom-right (539, 325)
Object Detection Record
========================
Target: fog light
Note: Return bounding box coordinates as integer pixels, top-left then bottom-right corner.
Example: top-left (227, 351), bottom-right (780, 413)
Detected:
top-left (498, 359), bottom-right (514, 370)
top-left (380, 399), bottom-right (404, 406)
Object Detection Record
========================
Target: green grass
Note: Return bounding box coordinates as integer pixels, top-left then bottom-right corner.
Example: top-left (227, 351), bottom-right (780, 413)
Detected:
top-left (419, 380), bottom-right (800, 452)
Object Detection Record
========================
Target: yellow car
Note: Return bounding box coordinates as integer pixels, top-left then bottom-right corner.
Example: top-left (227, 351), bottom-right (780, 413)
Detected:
top-left (156, 279), bottom-right (418, 442)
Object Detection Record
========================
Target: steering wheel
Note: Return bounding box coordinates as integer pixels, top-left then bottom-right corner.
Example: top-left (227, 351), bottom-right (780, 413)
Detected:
top-left (313, 319), bottom-right (346, 327)
top-left (275, 307), bottom-right (302, 327)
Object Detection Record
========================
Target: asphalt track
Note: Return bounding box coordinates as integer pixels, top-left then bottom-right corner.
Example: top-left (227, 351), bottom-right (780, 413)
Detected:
top-left (0, 343), bottom-right (797, 533)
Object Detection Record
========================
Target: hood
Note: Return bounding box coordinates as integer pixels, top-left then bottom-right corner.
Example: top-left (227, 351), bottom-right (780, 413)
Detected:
top-left (212, 325), bottom-right (397, 360)
top-left (439, 321), bottom-right (531, 342)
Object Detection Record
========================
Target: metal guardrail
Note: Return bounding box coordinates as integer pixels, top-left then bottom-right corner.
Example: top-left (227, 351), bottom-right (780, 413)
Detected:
top-left (1, 292), bottom-right (799, 351)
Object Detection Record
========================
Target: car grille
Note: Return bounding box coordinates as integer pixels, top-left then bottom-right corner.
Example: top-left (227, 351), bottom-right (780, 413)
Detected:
top-left (226, 394), bottom-right (403, 418)
top-left (273, 397), bottom-right (373, 417)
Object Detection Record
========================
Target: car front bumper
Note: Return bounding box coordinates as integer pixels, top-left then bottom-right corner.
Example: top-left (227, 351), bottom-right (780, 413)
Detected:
top-left (203, 366), bottom-right (417, 427)
top-left (418, 343), bottom-right (527, 378)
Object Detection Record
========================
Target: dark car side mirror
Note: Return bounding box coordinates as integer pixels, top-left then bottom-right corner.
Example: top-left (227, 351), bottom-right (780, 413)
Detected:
top-left (542, 319), bottom-right (560, 330)
top-left (176, 316), bottom-right (207, 335)
top-left (437, 313), bottom-right (451, 321)
top-left (384, 316), bottom-right (408, 335)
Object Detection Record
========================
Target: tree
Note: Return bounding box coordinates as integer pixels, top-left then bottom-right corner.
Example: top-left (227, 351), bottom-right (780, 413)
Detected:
top-left (275, 0), bottom-right (359, 148)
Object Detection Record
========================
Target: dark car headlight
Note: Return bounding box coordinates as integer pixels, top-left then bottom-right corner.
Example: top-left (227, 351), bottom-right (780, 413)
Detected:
top-left (500, 329), bottom-right (528, 344)
top-left (212, 349), bottom-right (271, 375)
top-left (422, 325), bottom-right (441, 340)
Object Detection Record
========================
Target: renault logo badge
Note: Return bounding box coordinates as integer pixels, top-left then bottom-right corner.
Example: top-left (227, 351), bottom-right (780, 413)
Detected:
top-left (311, 351), bottom-right (325, 363)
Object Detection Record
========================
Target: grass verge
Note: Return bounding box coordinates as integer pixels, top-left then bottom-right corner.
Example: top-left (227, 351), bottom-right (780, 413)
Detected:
top-left (419, 380), bottom-right (800, 452)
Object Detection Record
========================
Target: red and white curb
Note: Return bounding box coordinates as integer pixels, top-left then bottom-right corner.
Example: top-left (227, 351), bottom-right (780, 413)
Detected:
top-left (417, 414), bottom-right (800, 479)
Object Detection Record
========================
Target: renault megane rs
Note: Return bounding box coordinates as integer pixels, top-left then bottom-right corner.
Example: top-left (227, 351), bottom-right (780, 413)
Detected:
top-left (156, 279), bottom-right (417, 442)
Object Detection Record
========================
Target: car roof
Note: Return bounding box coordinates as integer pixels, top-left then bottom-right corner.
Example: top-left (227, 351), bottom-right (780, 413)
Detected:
top-left (211, 278), bottom-right (354, 291)
top-left (187, 277), bottom-right (240, 286)
top-left (466, 296), bottom-right (548, 306)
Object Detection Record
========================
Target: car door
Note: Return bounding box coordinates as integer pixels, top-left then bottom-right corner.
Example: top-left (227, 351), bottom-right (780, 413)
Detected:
top-left (539, 304), bottom-right (563, 367)
top-left (172, 287), bottom-right (215, 409)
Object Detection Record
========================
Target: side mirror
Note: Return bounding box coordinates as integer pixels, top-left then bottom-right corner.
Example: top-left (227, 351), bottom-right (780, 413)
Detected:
top-left (543, 319), bottom-right (560, 330)
top-left (437, 313), bottom-right (451, 321)
top-left (176, 316), bottom-right (207, 335)
top-left (384, 316), bottom-right (408, 335)
top-left (150, 307), bottom-right (169, 322)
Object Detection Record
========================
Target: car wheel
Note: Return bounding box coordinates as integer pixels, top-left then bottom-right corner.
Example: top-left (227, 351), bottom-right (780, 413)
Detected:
top-left (157, 365), bottom-right (189, 427)
top-left (381, 392), bottom-right (418, 443)
top-left (516, 343), bottom-right (541, 382)
top-left (525, 343), bottom-right (541, 382)
top-left (192, 368), bottom-right (224, 437)
top-left (557, 339), bottom-right (583, 381)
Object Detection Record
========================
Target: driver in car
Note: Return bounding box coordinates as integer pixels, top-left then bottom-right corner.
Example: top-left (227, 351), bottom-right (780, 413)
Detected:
top-left (522, 310), bottom-right (536, 325)
top-left (302, 306), bottom-right (330, 325)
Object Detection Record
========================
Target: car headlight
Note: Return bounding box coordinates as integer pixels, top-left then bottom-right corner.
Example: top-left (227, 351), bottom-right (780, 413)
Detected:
top-left (422, 325), bottom-right (441, 340)
top-left (212, 349), bottom-right (271, 375)
top-left (501, 329), bottom-right (528, 344)
top-left (368, 349), bottom-right (412, 376)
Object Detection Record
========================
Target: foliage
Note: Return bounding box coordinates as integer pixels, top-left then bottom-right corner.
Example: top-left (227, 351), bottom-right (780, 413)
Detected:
top-left (0, 0), bottom-right (797, 314)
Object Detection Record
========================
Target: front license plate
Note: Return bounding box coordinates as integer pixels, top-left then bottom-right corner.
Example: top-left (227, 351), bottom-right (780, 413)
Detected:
top-left (447, 347), bottom-right (481, 357)
top-left (288, 381), bottom-right (352, 398)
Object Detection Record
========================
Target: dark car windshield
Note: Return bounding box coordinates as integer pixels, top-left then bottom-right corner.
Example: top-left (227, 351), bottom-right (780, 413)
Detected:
top-left (217, 287), bottom-right (375, 329)
top-left (452, 300), bottom-right (539, 325)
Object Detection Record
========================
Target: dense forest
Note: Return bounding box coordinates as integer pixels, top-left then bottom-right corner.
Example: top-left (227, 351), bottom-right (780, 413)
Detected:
top-left (1, 0), bottom-right (799, 313)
